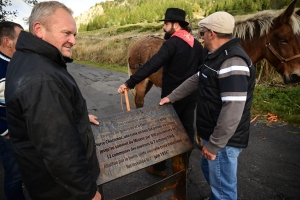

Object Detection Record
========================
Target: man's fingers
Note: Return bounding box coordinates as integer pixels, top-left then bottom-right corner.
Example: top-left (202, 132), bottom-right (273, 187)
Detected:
top-left (92, 119), bottom-right (100, 125)
top-left (118, 84), bottom-right (128, 94)
top-left (159, 97), bottom-right (170, 105)
top-left (117, 87), bottom-right (124, 94)
top-left (210, 155), bottom-right (216, 160)
top-left (89, 115), bottom-right (100, 125)
top-left (202, 146), bottom-right (216, 160)
top-left (92, 191), bottom-right (101, 200)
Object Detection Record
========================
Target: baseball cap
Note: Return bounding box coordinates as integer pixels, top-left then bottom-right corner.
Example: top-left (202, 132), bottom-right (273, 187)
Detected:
top-left (198, 11), bottom-right (235, 34)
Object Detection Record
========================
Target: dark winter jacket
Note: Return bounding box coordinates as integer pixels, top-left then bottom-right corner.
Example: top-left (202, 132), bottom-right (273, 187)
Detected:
top-left (197, 38), bottom-right (255, 150)
top-left (5, 31), bottom-right (100, 200)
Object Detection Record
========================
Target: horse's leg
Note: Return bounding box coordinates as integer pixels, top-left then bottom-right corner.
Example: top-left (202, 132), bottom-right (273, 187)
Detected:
top-left (134, 79), bottom-right (153, 108)
top-left (145, 80), bottom-right (154, 95)
top-left (128, 66), bottom-right (138, 109)
top-left (128, 88), bottom-right (137, 108)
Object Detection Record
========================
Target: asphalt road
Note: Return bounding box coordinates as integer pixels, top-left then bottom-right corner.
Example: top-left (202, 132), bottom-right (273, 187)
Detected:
top-left (1, 63), bottom-right (300, 200)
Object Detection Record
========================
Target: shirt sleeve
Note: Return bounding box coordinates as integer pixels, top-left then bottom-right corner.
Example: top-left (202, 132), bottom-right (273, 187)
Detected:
top-left (167, 73), bottom-right (199, 103)
top-left (0, 78), bottom-right (8, 136)
top-left (126, 41), bottom-right (175, 89)
top-left (205, 57), bottom-right (250, 154)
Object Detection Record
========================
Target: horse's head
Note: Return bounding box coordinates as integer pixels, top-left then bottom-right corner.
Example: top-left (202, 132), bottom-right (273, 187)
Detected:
top-left (266, 0), bottom-right (300, 84)
top-left (235, 0), bottom-right (300, 84)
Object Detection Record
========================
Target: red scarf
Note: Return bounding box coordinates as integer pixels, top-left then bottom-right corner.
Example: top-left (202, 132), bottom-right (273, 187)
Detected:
top-left (171, 30), bottom-right (194, 47)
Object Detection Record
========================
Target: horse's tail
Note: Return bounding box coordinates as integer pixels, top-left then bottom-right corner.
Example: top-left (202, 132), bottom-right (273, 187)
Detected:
top-left (127, 63), bottom-right (137, 108)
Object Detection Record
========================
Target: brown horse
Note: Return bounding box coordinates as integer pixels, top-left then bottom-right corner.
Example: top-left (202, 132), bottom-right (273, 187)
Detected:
top-left (128, 36), bottom-right (164, 108)
top-left (128, 0), bottom-right (300, 109)
top-left (234, 0), bottom-right (300, 84)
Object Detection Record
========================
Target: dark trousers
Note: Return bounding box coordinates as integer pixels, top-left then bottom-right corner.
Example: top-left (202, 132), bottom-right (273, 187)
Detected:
top-left (153, 93), bottom-right (197, 171)
top-left (0, 137), bottom-right (26, 200)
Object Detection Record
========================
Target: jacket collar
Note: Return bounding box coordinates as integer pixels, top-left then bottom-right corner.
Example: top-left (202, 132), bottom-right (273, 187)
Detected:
top-left (16, 31), bottom-right (73, 67)
top-left (0, 51), bottom-right (11, 62)
top-left (207, 38), bottom-right (241, 59)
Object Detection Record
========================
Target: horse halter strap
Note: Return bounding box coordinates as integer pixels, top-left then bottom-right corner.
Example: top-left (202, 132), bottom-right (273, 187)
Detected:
top-left (266, 42), bottom-right (300, 71)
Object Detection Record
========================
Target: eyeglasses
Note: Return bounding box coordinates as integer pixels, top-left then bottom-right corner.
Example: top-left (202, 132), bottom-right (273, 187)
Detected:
top-left (199, 29), bottom-right (211, 37)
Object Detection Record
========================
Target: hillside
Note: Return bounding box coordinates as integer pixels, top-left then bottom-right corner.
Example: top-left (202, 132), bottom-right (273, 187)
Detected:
top-left (74, 0), bottom-right (294, 32)
top-left (75, 4), bottom-right (104, 30)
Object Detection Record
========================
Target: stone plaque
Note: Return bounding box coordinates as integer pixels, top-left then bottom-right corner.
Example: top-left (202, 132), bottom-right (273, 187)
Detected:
top-left (91, 104), bottom-right (193, 184)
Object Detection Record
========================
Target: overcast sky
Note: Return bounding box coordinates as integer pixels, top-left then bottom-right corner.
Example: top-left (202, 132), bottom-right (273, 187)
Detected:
top-left (7, 0), bottom-right (105, 30)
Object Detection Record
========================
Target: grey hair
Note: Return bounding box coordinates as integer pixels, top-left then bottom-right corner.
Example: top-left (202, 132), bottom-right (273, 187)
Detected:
top-left (212, 31), bottom-right (233, 39)
top-left (29, 1), bottom-right (73, 34)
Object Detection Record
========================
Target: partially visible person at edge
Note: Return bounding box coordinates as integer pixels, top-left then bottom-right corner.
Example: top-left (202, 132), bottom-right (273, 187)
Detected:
top-left (0, 21), bottom-right (26, 200)
top-left (5, 1), bottom-right (101, 200)
top-left (118, 8), bottom-right (205, 178)
top-left (160, 11), bottom-right (255, 200)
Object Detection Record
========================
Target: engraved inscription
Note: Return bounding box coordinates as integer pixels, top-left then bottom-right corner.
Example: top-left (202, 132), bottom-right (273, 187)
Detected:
top-left (92, 104), bottom-right (193, 184)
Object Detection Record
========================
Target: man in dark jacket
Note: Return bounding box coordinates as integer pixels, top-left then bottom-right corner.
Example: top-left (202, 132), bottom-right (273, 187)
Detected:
top-left (160, 12), bottom-right (255, 200)
top-left (5, 2), bottom-right (101, 200)
top-left (0, 21), bottom-right (26, 200)
top-left (118, 8), bottom-right (205, 177)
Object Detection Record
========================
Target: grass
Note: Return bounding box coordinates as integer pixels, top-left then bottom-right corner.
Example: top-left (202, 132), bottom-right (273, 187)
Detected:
top-left (116, 25), bottom-right (143, 33)
top-left (74, 60), bottom-right (127, 73)
top-left (252, 84), bottom-right (300, 126)
top-left (138, 24), bottom-right (164, 32)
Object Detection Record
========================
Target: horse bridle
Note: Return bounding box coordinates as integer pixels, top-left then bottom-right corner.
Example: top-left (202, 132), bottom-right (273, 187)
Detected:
top-left (266, 42), bottom-right (300, 71)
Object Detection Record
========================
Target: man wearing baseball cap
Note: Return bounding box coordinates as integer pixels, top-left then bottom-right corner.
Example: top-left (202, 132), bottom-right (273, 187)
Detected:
top-left (160, 11), bottom-right (256, 199)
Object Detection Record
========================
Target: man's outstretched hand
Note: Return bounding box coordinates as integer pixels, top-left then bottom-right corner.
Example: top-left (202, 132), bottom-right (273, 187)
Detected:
top-left (159, 97), bottom-right (171, 105)
top-left (89, 114), bottom-right (99, 125)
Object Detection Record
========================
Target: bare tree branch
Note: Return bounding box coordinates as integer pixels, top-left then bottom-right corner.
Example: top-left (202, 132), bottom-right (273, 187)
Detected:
top-left (22, 0), bottom-right (39, 7)
top-left (0, 0), bottom-right (39, 22)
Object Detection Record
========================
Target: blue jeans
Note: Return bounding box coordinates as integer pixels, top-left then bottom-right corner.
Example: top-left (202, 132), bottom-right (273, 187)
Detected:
top-left (0, 137), bottom-right (26, 200)
top-left (201, 139), bottom-right (242, 200)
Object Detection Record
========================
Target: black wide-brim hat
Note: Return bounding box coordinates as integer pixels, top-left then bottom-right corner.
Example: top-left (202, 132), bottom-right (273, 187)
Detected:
top-left (159, 8), bottom-right (189, 27)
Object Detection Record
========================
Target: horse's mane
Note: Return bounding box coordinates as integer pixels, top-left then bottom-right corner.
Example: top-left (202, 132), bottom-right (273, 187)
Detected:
top-left (234, 8), bottom-right (300, 39)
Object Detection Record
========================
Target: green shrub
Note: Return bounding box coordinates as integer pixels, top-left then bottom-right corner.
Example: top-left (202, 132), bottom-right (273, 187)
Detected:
top-left (138, 25), bottom-right (163, 32)
top-left (116, 25), bottom-right (143, 33)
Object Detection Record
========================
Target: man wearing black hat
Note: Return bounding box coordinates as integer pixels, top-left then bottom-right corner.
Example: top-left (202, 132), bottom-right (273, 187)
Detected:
top-left (118, 8), bottom-right (205, 177)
